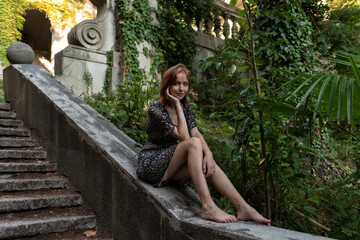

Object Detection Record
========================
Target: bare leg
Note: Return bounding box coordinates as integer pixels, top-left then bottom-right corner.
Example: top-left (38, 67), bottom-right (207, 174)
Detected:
top-left (210, 165), bottom-right (271, 226)
top-left (163, 137), bottom-right (237, 223)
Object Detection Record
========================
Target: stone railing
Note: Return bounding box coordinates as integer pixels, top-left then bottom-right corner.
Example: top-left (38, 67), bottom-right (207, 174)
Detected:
top-left (192, 0), bottom-right (242, 40)
top-left (192, 1), bottom-right (242, 74)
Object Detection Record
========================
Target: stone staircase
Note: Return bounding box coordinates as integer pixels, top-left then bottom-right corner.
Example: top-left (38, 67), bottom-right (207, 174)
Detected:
top-left (0, 103), bottom-right (110, 239)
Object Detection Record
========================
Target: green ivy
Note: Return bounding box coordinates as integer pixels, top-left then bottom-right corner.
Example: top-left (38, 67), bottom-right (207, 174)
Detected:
top-left (255, 0), bottom-right (318, 74)
top-left (115, 0), bottom-right (163, 77)
top-left (103, 50), bottom-right (113, 94)
top-left (83, 70), bottom-right (93, 95)
top-left (0, 0), bottom-right (28, 64)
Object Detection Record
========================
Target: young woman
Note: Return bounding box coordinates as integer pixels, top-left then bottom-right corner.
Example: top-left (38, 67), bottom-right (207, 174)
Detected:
top-left (137, 64), bottom-right (270, 225)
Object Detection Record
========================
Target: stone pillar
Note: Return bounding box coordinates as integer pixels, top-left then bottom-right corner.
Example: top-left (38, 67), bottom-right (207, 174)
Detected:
top-left (55, 0), bottom-right (120, 96)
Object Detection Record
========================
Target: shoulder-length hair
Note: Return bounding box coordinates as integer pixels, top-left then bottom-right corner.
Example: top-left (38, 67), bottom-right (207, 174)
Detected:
top-left (159, 63), bottom-right (190, 109)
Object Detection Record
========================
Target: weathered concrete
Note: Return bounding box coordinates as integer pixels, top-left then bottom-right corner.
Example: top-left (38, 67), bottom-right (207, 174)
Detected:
top-left (0, 111), bottom-right (16, 119)
top-left (0, 127), bottom-right (30, 137)
top-left (0, 138), bottom-right (38, 147)
top-left (0, 119), bottom-right (23, 127)
top-left (0, 103), bottom-right (10, 111)
top-left (0, 208), bottom-right (96, 239)
top-left (0, 190), bottom-right (82, 212)
top-left (0, 149), bottom-right (47, 159)
top-left (55, 45), bottom-right (109, 96)
top-left (0, 161), bottom-right (57, 172)
top-left (18, 230), bottom-right (113, 240)
top-left (0, 176), bottom-right (69, 192)
top-left (3, 64), bottom-right (334, 240)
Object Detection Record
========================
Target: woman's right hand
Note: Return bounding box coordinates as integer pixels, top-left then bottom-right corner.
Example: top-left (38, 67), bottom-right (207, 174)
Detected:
top-left (166, 87), bottom-right (180, 104)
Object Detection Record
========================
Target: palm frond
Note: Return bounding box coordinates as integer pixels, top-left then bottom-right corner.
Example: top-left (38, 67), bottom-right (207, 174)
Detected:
top-left (276, 51), bottom-right (360, 125)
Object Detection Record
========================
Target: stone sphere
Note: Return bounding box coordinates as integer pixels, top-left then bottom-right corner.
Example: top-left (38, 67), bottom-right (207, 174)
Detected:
top-left (6, 42), bottom-right (35, 64)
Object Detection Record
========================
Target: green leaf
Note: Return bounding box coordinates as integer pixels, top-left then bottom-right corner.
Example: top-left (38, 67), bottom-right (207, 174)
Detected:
top-left (285, 76), bottom-right (313, 102)
top-left (237, 18), bottom-right (248, 24)
top-left (237, 65), bottom-right (250, 71)
top-left (258, 77), bottom-right (267, 83)
top-left (253, 9), bottom-right (261, 16)
top-left (248, 0), bottom-right (257, 6)
top-left (230, 64), bottom-right (237, 74)
top-left (304, 206), bottom-right (317, 215)
top-left (327, 76), bottom-right (339, 118)
top-left (238, 10), bottom-right (246, 17)
top-left (296, 76), bottom-right (324, 109)
top-left (313, 76), bottom-right (331, 119)
top-left (348, 54), bottom-right (360, 93)
top-left (337, 77), bottom-right (346, 122)
top-left (347, 78), bottom-right (354, 123)
top-left (241, 78), bottom-right (251, 84)
top-left (229, 0), bottom-right (238, 7)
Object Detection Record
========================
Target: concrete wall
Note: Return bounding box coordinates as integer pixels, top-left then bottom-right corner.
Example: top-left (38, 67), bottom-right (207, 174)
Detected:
top-left (3, 64), bottom-right (333, 240)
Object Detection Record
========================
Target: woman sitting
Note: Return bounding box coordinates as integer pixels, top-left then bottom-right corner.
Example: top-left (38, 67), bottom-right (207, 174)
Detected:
top-left (137, 64), bottom-right (271, 225)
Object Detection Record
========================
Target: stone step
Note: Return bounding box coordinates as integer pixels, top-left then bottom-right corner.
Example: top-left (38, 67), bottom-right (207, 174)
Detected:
top-left (0, 110), bottom-right (16, 119)
top-left (0, 189), bottom-right (82, 212)
top-left (0, 207), bottom-right (96, 239)
top-left (0, 160), bottom-right (57, 173)
top-left (0, 103), bottom-right (10, 111)
top-left (0, 127), bottom-right (30, 137)
top-left (0, 173), bottom-right (69, 192)
top-left (20, 229), bottom-right (113, 240)
top-left (0, 119), bottom-right (23, 127)
top-left (0, 138), bottom-right (38, 147)
top-left (0, 149), bottom-right (47, 159)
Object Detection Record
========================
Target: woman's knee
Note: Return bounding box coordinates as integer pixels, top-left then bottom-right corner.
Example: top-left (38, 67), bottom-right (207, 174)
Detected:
top-left (184, 137), bottom-right (202, 151)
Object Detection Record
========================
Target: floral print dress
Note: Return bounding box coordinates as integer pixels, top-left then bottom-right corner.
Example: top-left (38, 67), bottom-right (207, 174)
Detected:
top-left (137, 102), bottom-right (197, 186)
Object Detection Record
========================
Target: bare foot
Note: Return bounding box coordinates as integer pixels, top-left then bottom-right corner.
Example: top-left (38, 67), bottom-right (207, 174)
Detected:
top-left (201, 204), bottom-right (238, 223)
top-left (237, 204), bottom-right (271, 226)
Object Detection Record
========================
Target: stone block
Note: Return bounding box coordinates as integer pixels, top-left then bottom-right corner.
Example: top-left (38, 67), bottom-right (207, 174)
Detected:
top-left (55, 45), bottom-right (108, 96)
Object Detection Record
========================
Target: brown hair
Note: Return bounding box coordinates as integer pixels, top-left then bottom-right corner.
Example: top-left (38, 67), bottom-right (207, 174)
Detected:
top-left (159, 63), bottom-right (190, 109)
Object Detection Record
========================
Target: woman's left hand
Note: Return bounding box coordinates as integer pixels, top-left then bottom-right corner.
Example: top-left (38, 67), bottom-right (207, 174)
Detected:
top-left (203, 154), bottom-right (216, 178)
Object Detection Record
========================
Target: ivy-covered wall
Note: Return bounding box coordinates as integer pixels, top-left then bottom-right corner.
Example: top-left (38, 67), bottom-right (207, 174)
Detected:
top-left (115, 0), bottom-right (218, 81)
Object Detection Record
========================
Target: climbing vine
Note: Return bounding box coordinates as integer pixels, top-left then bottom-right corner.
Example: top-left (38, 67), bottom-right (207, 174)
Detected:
top-left (115, 0), bottom-right (163, 77)
top-left (0, 0), bottom-right (28, 64)
top-left (115, 0), bottom-right (214, 78)
top-left (157, 0), bottom-right (213, 71)
top-left (103, 50), bottom-right (113, 94)
top-left (255, 0), bottom-right (318, 74)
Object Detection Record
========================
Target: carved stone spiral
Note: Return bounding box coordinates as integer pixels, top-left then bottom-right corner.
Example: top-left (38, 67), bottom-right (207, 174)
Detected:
top-left (68, 20), bottom-right (104, 50)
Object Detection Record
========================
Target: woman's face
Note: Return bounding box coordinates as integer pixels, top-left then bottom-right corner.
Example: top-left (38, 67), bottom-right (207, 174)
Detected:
top-left (169, 71), bottom-right (189, 101)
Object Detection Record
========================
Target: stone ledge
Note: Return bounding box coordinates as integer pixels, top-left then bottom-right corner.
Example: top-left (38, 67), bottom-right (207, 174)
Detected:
top-left (4, 65), bottom-right (333, 240)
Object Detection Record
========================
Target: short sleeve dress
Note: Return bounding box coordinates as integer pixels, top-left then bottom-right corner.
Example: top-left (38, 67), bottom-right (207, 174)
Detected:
top-left (136, 102), bottom-right (197, 186)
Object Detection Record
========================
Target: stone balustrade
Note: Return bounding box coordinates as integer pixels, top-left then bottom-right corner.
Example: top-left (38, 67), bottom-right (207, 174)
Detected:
top-left (192, 0), bottom-right (242, 40)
